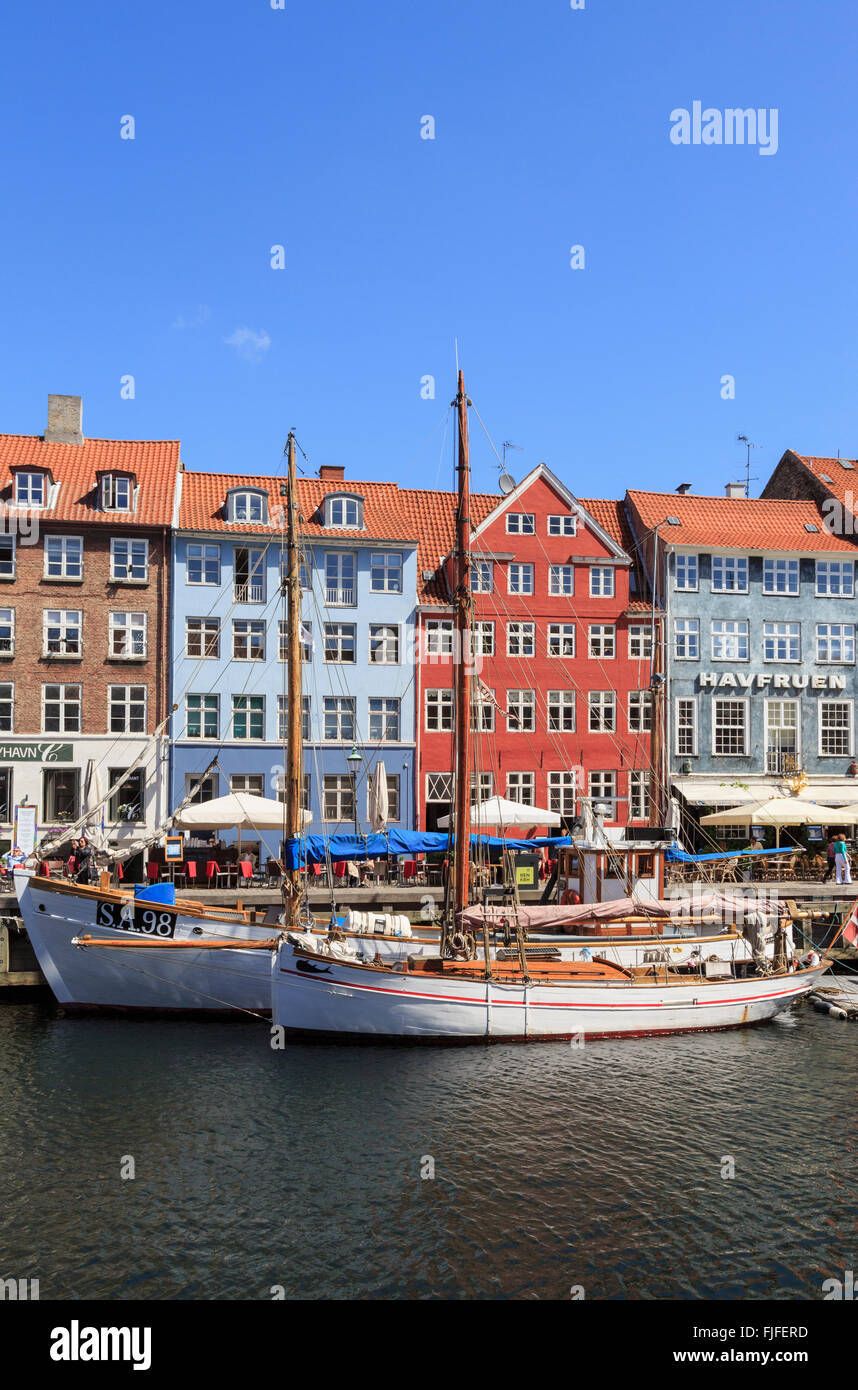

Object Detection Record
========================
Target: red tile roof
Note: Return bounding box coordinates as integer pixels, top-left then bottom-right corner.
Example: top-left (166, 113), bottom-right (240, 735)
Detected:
top-left (626, 488), bottom-right (858, 553)
top-left (793, 454), bottom-right (858, 508)
top-left (0, 434), bottom-right (181, 527)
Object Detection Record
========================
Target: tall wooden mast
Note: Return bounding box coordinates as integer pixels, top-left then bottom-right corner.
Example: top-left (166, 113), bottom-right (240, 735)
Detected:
top-left (453, 372), bottom-right (472, 917)
top-left (284, 430), bottom-right (304, 929)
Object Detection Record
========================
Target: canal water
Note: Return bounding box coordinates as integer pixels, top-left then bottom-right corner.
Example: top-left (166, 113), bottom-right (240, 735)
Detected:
top-left (0, 998), bottom-right (855, 1300)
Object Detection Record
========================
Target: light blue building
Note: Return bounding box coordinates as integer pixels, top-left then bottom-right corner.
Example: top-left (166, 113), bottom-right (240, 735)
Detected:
top-left (170, 466), bottom-right (419, 858)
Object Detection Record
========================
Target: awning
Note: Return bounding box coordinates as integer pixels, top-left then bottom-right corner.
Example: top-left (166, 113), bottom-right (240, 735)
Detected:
top-left (672, 776), bottom-right (858, 808)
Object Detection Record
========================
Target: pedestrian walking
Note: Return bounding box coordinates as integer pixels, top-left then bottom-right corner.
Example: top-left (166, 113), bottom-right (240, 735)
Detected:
top-left (823, 834), bottom-right (837, 883)
top-left (834, 834), bottom-right (852, 886)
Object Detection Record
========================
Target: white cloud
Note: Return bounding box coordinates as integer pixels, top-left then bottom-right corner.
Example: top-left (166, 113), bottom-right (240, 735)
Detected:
top-left (223, 326), bottom-right (271, 361)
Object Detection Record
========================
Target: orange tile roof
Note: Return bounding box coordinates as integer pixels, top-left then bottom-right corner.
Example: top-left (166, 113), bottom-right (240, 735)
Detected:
top-left (0, 434), bottom-right (181, 527)
top-left (793, 454), bottom-right (858, 508)
top-left (626, 488), bottom-right (858, 553)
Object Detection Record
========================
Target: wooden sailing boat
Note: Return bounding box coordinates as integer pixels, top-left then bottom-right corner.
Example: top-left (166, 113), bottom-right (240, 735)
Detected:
top-left (271, 374), bottom-right (829, 1040)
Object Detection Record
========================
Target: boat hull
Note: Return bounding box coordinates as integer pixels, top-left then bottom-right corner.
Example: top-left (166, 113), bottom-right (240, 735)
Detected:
top-left (272, 942), bottom-right (826, 1042)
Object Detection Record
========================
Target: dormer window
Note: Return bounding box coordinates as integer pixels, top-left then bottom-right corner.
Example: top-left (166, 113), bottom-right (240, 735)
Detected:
top-left (101, 473), bottom-right (133, 511)
top-left (227, 488), bottom-right (268, 525)
top-left (15, 471), bottom-right (47, 507)
top-left (324, 493), bottom-right (363, 529)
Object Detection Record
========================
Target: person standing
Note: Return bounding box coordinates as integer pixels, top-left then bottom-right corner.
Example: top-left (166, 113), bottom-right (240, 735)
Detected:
top-left (75, 835), bottom-right (93, 885)
top-left (823, 835), bottom-right (837, 883)
top-left (834, 834), bottom-right (852, 886)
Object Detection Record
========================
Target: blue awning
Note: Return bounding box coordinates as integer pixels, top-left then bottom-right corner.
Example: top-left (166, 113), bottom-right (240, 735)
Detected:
top-left (666, 846), bottom-right (797, 864)
top-left (282, 829), bottom-right (572, 869)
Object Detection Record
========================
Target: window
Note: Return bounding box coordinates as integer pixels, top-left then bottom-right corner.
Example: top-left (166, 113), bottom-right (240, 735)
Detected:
top-left (506, 513), bottom-right (534, 534)
top-left (711, 619), bottom-right (749, 662)
top-left (15, 471), bottom-right (46, 507)
top-left (675, 698), bottom-right (698, 756)
top-left (43, 610), bottom-right (81, 657)
top-left (629, 771), bottom-right (650, 821)
top-left (186, 774), bottom-right (217, 803)
top-left (548, 770), bottom-right (577, 816)
top-left (0, 767), bottom-right (14, 819)
top-left (820, 701), bottom-right (854, 756)
top-left (508, 689), bottom-right (535, 732)
top-left (817, 623), bottom-right (856, 663)
top-left (471, 690), bottom-right (495, 732)
top-left (234, 547), bottom-right (266, 604)
top-left (187, 544), bottom-right (220, 586)
top-left (470, 772), bottom-right (494, 804)
top-left (472, 621), bottom-right (495, 657)
top-left (548, 515), bottom-right (576, 536)
top-left (110, 611), bottom-right (147, 659)
top-left (0, 684), bottom-right (13, 732)
top-left (186, 618), bottom-right (220, 659)
top-left (674, 618), bottom-right (700, 660)
top-left (233, 619), bottom-right (265, 661)
top-left (43, 768), bottom-right (80, 823)
top-left (0, 608), bottom-right (13, 655)
top-left (370, 552), bottom-right (403, 593)
top-left (589, 771), bottom-right (617, 818)
top-left (43, 683), bottom-right (81, 733)
top-left (276, 773), bottom-right (311, 813)
top-left (324, 623), bottom-right (356, 663)
top-left (628, 690), bottom-right (652, 732)
top-left (323, 774), bottom-right (355, 822)
top-left (325, 495), bottom-right (362, 529)
top-left (549, 564), bottom-right (574, 596)
top-left (508, 563), bottom-right (534, 595)
top-left (230, 490), bottom-right (267, 524)
top-left (547, 690), bottom-right (575, 732)
top-left (232, 695), bottom-right (265, 740)
top-left (367, 773), bottom-right (399, 823)
top-left (107, 769), bottom-right (145, 823)
top-left (323, 696), bottom-right (355, 742)
top-left (471, 561), bottom-right (494, 593)
top-left (548, 623), bottom-right (576, 658)
top-left (589, 691), bottom-right (616, 732)
top-left (0, 538), bottom-right (14, 580)
top-left (425, 689), bottom-right (454, 732)
top-left (763, 558), bottom-right (799, 595)
top-left (628, 625), bottom-right (653, 659)
top-left (101, 474), bottom-right (133, 510)
top-left (507, 771), bottom-right (535, 804)
top-left (713, 699), bottom-right (748, 755)
top-left (763, 621), bottom-right (800, 662)
top-left (111, 538), bottom-right (148, 582)
top-left (816, 560), bottom-right (855, 597)
top-left (427, 773), bottom-right (453, 804)
top-left (369, 624), bottom-right (399, 664)
top-left (711, 555), bottom-right (748, 593)
top-left (324, 551), bottom-right (356, 605)
top-left (675, 554), bottom-right (698, 591)
top-left (589, 566), bottom-right (614, 598)
top-left (277, 695), bottom-right (310, 742)
top-left (278, 620), bottom-right (312, 662)
top-left (368, 697), bottom-right (400, 742)
top-left (186, 694), bottom-right (219, 740)
top-left (507, 622), bottom-right (535, 658)
top-left (44, 535), bottom-right (82, 580)
top-left (765, 700), bottom-right (799, 774)
top-left (105, 685), bottom-right (146, 734)
top-left (425, 620), bottom-right (454, 657)
top-left (229, 774), bottom-right (265, 798)
top-left (588, 623), bottom-right (616, 658)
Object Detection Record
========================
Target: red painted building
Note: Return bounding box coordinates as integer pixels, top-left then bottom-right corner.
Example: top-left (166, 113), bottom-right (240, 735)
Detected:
top-left (414, 464), bottom-right (654, 833)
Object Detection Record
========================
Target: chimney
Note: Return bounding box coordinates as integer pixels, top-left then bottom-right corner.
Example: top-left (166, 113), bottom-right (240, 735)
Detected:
top-left (45, 394), bottom-right (83, 446)
top-left (319, 464), bottom-right (345, 482)
top-left (725, 482), bottom-right (746, 498)
top-left (675, 482), bottom-right (692, 495)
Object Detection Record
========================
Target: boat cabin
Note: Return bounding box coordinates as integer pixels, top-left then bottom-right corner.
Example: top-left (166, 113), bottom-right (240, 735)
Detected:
top-left (557, 837), bottom-right (671, 905)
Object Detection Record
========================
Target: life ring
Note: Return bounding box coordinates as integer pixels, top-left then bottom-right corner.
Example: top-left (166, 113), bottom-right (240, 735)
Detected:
top-left (560, 890), bottom-right (581, 906)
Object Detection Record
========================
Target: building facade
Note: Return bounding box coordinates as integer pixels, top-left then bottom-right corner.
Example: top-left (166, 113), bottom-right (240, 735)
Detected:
top-left (626, 487), bottom-right (858, 843)
top-left (0, 395), bottom-right (179, 852)
top-left (416, 465), bottom-right (654, 832)
top-left (172, 465), bottom-right (419, 852)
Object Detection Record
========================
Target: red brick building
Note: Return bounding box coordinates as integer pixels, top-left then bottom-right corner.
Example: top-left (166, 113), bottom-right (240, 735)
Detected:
top-left (414, 464), bottom-right (653, 832)
top-left (0, 395), bottom-right (180, 848)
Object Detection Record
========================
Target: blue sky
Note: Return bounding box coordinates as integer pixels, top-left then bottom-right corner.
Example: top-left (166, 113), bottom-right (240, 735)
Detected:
top-left (2, 0), bottom-right (856, 498)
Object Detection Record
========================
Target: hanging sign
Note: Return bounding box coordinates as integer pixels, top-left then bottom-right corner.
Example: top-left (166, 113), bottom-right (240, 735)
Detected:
top-left (14, 804), bottom-right (37, 855)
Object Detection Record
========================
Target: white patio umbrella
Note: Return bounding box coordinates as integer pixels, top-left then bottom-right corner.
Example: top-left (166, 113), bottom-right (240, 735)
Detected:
top-left (437, 794), bottom-right (562, 832)
top-left (368, 761), bottom-right (390, 832)
top-left (700, 795), bottom-right (858, 847)
top-left (173, 792), bottom-right (311, 854)
top-left (82, 759), bottom-right (106, 851)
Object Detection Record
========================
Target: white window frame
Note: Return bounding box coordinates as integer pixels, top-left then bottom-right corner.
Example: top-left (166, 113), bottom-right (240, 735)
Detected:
top-left (506, 771), bottom-right (535, 804)
top-left (0, 608), bottom-right (14, 656)
top-left (673, 618), bottom-right (700, 661)
top-left (628, 625), bottom-right (653, 660)
top-left (628, 690), bottom-right (653, 733)
top-left (589, 566), bottom-right (615, 598)
top-left (109, 611), bottom-right (148, 659)
top-left (232, 619), bottom-right (266, 661)
top-left (187, 543), bottom-right (220, 586)
top-left (548, 769), bottom-right (577, 816)
top-left (101, 474), bottom-right (133, 511)
top-left (548, 623), bottom-right (576, 658)
top-left (547, 690), bottom-right (575, 732)
top-left (43, 609), bottom-right (82, 657)
top-left (762, 621), bottom-right (801, 663)
top-left (507, 563), bottom-right (534, 596)
top-left (15, 471), bottom-right (46, 507)
top-left (549, 564), bottom-right (574, 596)
top-left (370, 552), bottom-right (403, 594)
top-left (508, 689), bottom-right (535, 732)
top-left (588, 690), bottom-right (616, 733)
top-left (186, 694), bottom-right (219, 740)
top-left (819, 700), bottom-right (855, 757)
top-left (44, 535), bottom-right (83, 581)
top-left (505, 513), bottom-right (534, 535)
top-left (711, 619), bottom-right (749, 662)
top-left (425, 689), bottom-right (454, 732)
top-left (324, 551), bottom-right (357, 606)
top-left (675, 697), bottom-right (698, 757)
top-left (108, 684), bottom-right (147, 734)
top-left (588, 624), bottom-right (616, 659)
top-left (323, 696), bottom-right (356, 743)
top-left (470, 561), bottom-right (494, 594)
top-left (368, 697), bottom-right (400, 743)
top-left (816, 623), bottom-right (856, 664)
top-left (711, 555), bottom-right (749, 594)
top-left (712, 697), bottom-right (749, 757)
top-left (506, 621), bottom-right (535, 658)
top-left (325, 495), bottom-right (363, 530)
top-left (323, 622), bottom-right (357, 664)
top-left (231, 694), bottom-right (266, 741)
top-left (369, 624), bottom-right (400, 664)
top-left (230, 490), bottom-right (267, 524)
top-left (674, 553), bottom-right (699, 592)
top-left (547, 515), bottom-right (576, 537)
top-left (629, 770), bottom-right (651, 822)
top-left (425, 620), bottom-right (454, 657)
top-left (816, 559), bottom-right (855, 598)
top-left (763, 557), bottom-right (800, 595)
top-left (42, 682), bottom-right (81, 734)
top-left (110, 537), bottom-right (149, 582)
top-left (186, 617), bottom-right (220, 659)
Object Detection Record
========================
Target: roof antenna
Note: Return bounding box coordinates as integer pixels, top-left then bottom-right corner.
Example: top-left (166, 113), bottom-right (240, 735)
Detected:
top-left (737, 435), bottom-right (760, 497)
top-left (499, 440), bottom-right (522, 495)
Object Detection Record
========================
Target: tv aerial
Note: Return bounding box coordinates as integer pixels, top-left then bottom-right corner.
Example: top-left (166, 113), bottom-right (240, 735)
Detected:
top-left (737, 435), bottom-right (760, 496)
top-left (499, 440), bottom-right (522, 494)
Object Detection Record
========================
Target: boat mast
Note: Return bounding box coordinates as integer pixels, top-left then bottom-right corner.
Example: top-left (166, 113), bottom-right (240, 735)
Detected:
top-left (453, 371), bottom-right (472, 918)
top-left (283, 431), bottom-right (304, 930)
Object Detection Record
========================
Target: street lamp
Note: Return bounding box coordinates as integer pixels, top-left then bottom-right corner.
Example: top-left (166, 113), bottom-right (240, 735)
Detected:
top-left (346, 744), bottom-right (362, 836)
